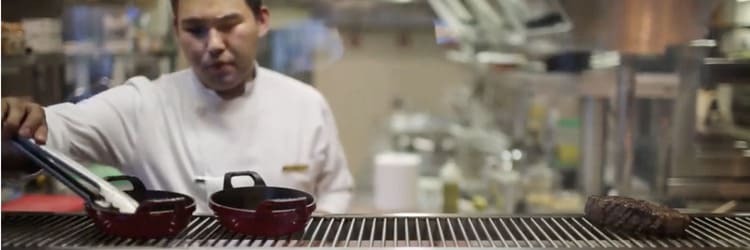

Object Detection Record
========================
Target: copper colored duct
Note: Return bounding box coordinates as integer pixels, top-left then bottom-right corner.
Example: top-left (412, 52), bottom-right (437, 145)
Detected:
top-left (562, 0), bottom-right (722, 55)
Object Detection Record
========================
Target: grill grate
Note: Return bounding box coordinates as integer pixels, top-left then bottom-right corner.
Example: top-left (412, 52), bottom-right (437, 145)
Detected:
top-left (3, 213), bottom-right (750, 249)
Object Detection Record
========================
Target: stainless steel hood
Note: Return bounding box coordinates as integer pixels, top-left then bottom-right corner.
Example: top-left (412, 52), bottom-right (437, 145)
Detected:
top-left (429, 0), bottom-right (725, 55)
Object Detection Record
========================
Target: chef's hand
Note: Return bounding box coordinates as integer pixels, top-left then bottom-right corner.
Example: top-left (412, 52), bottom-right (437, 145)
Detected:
top-left (2, 97), bottom-right (47, 144)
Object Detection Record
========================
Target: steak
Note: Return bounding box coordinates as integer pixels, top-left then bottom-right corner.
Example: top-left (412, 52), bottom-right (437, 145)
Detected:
top-left (584, 196), bottom-right (691, 236)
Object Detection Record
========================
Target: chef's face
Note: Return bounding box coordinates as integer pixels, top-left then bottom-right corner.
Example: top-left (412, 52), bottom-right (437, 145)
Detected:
top-left (174, 0), bottom-right (269, 98)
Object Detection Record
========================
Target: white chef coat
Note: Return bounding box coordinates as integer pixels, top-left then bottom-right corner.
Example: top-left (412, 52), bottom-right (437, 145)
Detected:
top-left (43, 66), bottom-right (354, 214)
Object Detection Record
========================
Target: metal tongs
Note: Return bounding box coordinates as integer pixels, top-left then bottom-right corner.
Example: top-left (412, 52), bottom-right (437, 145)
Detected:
top-left (11, 138), bottom-right (139, 214)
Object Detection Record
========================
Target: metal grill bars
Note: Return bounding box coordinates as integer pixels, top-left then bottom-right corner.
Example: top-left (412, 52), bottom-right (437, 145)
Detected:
top-left (3, 213), bottom-right (750, 249)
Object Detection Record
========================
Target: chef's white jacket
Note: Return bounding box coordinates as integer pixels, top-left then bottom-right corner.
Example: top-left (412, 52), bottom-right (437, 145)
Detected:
top-left (43, 67), bottom-right (354, 214)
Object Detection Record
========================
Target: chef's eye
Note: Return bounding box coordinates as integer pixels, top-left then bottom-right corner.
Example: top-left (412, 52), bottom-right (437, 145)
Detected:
top-left (184, 26), bottom-right (208, 37)
top-left (216, 18), bottom-right (242, 32)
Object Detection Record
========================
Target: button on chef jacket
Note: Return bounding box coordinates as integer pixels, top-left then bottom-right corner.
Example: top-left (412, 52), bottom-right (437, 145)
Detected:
top-left (43, 66), bottom-right (354, 214)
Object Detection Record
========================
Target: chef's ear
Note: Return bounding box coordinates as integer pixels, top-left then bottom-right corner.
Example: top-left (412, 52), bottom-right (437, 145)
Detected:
top-left (170, 0), bottom-right (179, 30)
top-left (170, 4), bottom-right (182, 36)
top-left (255, 6), bottom-right (270, 38)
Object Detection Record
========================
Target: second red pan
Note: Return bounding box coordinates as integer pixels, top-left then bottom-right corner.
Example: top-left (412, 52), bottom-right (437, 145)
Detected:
top-left (210, 171), bottom-right (316, 237)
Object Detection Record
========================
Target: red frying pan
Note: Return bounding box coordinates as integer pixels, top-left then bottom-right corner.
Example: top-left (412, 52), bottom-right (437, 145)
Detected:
top-left (12, 138), bottom-right (195, 238)
top-left (86, 176), bottom-right (196, 238)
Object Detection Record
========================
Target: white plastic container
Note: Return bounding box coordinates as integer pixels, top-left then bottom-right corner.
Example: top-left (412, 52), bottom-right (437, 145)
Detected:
top-left (373, 152), bottom-right (421, 212)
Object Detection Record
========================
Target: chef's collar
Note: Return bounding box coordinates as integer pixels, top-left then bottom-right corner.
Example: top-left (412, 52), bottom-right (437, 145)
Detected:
top-left (192, 62), bottom-right (260, 101)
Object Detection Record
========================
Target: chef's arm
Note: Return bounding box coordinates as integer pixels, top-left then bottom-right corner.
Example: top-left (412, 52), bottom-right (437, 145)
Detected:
top-left (43, 77), bottom-right (147, 168)
top-left (315, 150), bottom-right (353, 214)
top-left (314, 101), bottom-right (355, 214)
top-left (1, 77), bottom-right (140, 175)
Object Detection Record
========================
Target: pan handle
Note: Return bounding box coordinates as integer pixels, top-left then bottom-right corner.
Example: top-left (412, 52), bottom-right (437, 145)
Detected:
top-left (257, 197), bottom-right (308, 217)
top-left (223, 171), bottom-right (266, 190)
top-left (135, 197), bottom-right (188, 217)
top-left (105, 176), bottom-right (146, 197)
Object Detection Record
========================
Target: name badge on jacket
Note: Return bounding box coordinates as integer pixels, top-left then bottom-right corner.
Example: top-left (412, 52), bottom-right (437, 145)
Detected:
top-left (282, 164), bottom-right (309, 173)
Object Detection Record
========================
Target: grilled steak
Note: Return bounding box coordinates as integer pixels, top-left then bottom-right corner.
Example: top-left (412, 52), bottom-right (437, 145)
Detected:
top-left (584, 196), bottom-right (690, 236)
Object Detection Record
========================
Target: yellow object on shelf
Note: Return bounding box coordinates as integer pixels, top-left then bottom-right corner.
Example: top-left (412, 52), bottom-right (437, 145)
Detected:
top-left (471, 195), bottom-right (488, 212)
top-left (557, 145), bottom-right (579, 166)
top-left (440, 159), bottom-right (462, 214)
top-left (556, 118), bottom-right (581, 168)
top-left (442, 182), bottom-right (459, 213)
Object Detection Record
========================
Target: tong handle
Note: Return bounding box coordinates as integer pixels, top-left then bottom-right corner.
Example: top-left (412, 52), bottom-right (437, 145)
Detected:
top-left (11, 138), bottom-right (139, 213)
top-left (11, 138), bottom-right (101, 204)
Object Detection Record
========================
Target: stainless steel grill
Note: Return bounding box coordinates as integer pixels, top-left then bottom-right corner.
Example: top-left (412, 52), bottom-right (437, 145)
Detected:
top-left (3, 212), bottom-right (750, 249)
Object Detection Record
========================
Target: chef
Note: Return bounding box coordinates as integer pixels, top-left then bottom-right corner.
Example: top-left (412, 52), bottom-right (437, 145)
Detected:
top-left (1, 0), bottom-right (354, 214)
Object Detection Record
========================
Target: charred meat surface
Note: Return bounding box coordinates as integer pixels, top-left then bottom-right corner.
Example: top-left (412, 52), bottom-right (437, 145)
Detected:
top-left (585, 196), bottom-right (691, 236)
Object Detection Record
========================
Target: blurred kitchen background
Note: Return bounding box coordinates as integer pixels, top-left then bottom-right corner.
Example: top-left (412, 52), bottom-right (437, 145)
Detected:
top-left (2, 0), bottom-right (749, 215)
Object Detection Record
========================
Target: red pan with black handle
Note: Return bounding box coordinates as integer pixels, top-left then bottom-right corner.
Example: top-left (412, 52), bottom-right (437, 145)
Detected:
top-left (209, 171), bottom-right (316, 237)
top-left (12, 138), bottom-right (195, 238)
top-left (86, 176), bottom-right (196, 238)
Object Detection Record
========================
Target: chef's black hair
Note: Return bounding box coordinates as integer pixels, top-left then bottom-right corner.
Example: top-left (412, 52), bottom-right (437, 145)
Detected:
top-left (170, 0), bottom-right (263, 19)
